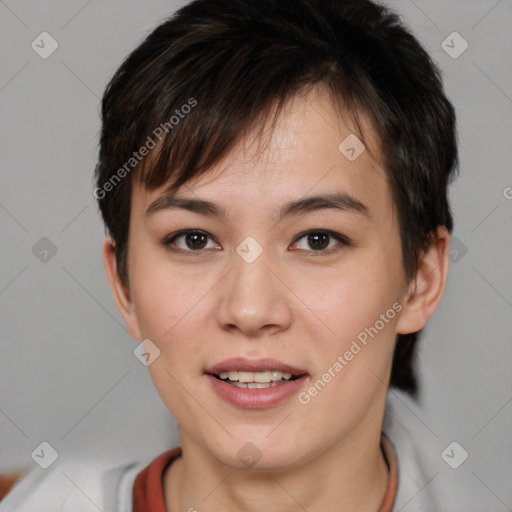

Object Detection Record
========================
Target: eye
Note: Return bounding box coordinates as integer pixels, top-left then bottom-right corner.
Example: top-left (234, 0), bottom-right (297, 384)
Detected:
top-left (162, 229), bottom-right (349, 255)
top-left (162, 230), bottom-right (220, 253)
top-left (290, 230), bottom-right (349, 254)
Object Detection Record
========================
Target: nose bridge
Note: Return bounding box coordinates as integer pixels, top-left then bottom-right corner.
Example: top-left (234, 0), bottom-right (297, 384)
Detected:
top-left (216, 235), bottom-right (292, 334)
top-left (234, 236), bottom-right (271, 295)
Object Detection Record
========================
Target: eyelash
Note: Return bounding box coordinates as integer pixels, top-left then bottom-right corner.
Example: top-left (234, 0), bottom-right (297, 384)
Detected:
top-left (161, 229), bottom-right (350, 256)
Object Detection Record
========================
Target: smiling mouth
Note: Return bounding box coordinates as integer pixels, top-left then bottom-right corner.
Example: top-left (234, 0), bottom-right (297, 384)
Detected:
top-left (212, 370), bottom-right (303, 389)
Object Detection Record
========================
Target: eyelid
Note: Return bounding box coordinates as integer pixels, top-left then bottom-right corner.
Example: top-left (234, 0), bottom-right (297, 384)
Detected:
top-left (291, 230), bottom-right (350, 254)
top-left (162, 229), bottom-right (220, 254)
top-left (162, 229), bottom-right (350, 254)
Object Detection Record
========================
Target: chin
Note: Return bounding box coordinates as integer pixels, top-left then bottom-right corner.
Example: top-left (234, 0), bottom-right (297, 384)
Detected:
top-left (209, 433), bottom-right (308, 472)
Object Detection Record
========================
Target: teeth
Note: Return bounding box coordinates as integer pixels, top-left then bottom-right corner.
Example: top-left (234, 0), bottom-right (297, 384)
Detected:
top-left (247, 382), bottom-right (271, 389)
top-left (238, 371), bottom-right (255, 383)
top-left (231, 381), bottom-right (282, 389)
top-left (217, 370), bottom-right (295, 384)
top-left (254, 371), bottom-right (271, 383)
top-left (270, 370), bottom-right (281, 381)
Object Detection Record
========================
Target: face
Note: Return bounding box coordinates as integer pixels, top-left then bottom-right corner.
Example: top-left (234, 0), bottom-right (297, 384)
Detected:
top-left (108, 86), bottom-right (426, 470)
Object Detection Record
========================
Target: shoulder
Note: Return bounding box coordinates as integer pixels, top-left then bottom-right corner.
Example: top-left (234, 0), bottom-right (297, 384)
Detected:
top-left (0, 456), bottom-right (148, 512)
top-left (383, 390), bottom-right (481, 512)
top-left (383, 390), bottom-right (440, 512)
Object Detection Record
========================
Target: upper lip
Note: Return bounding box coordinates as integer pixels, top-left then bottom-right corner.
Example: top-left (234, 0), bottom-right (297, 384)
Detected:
top-left (206, 357), bottom-right (308, 376)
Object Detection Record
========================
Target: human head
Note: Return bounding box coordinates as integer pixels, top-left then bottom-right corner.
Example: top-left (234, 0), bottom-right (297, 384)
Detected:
top-left (95, 0), bottom-right (458, 396)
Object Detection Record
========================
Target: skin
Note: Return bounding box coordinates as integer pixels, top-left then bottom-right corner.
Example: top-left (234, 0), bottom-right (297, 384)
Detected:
top-left (104, 85), bottom-right (450, 511)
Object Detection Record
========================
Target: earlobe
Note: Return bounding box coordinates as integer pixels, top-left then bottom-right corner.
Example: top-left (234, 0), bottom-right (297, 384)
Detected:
top-left (102, 238), bottom-right (142, 340)
top-left (396, 227), bottom-right (451, 335)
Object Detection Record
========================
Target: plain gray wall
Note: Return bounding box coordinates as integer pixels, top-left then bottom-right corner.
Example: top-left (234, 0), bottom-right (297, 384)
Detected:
top-left (1, 0), bottom-right (511, 508)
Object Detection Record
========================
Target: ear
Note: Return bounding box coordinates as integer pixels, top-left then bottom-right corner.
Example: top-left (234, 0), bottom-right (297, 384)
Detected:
top-left (396, 226), bottom-right (450, 335)
top-left (103, 238), bottom-right (142, 341)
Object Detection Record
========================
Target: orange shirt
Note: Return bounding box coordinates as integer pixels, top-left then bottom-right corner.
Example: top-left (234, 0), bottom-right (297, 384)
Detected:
top-left (133, 433), bottom-right (398, 512)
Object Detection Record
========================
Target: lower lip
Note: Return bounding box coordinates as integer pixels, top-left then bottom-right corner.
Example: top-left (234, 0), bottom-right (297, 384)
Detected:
top-left (206, 374), bottom-right (308, 409)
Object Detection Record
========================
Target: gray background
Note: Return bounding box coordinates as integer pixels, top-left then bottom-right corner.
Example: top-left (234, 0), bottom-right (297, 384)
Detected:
top-left (1, 0), bottom-right (511, 509)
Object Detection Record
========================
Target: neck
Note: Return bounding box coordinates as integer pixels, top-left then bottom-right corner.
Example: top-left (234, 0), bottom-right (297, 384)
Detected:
top-left (165, 403), bottom-right (390, 511)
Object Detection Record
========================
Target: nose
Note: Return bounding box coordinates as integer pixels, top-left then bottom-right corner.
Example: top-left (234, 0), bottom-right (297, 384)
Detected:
top-left (216, 245), bottom-right (293, 337)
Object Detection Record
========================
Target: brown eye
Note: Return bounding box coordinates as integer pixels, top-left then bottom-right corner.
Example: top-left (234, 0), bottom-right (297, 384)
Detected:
top-left (292, 230), bottom-right (349, 253)
top-left (163, 230), bottom-right (219, 252)
top-left (183, 232), bottom-right (208, 250)
top-left (306, 233), bottom-right (330, 250)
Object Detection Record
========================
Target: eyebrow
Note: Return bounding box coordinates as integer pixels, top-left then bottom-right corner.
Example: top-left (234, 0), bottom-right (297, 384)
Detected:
top-left (145, 191), bottom-right (369, 222)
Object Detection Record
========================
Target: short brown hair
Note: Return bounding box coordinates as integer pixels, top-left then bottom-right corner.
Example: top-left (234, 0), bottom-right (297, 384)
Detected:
top-left (95, 0), bottom-right (459, 396)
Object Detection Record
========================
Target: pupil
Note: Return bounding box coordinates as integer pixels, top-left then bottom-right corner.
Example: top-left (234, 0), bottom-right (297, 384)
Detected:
top-left (309, 233), bottom-right (328, 250)
top-left (187, 232), bottom-right (207, 249)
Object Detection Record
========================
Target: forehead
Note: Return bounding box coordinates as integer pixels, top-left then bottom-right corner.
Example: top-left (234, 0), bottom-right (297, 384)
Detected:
top-left (133, 87), bottom-right (393, 222)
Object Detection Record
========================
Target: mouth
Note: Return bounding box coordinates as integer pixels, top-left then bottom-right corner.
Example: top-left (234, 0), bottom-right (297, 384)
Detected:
top-left (205, 358), bottom-right (308, 408)
top-left (212, 370), bottom-right (301, 389)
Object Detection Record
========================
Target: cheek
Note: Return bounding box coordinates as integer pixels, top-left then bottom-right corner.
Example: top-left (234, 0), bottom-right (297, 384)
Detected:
top-left (131, 276), bottom-right (177, 340)
top-left (312, 253), bottom-right (402, 345)
top-left (131, 271), bottom-right (210, 417)
top-left (299, 254), bottom-right (403, 415)
top-left (128, 241), bottom-right (200, 340)
top-left (300, 266), bottom-right (400, 419)
top-left (129, 263), bottom-right (214, 377)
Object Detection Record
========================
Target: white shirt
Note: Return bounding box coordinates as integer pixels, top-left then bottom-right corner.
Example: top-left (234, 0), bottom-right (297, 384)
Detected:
top-left (0, 390), bottom-right (476, 511)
